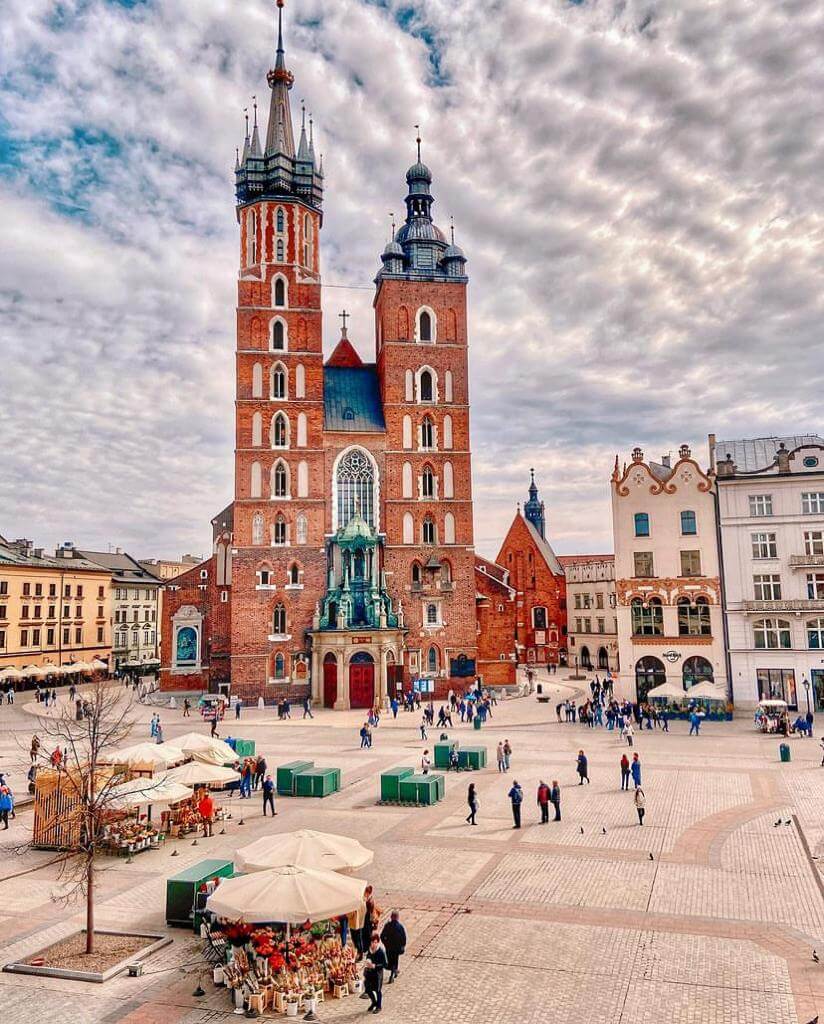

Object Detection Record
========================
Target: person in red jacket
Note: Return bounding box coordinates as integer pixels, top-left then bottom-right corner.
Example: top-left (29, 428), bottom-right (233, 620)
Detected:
top-left (198, 792), bottom-right (214, 837)
top-left (537, 780), bottom-right (550, 824)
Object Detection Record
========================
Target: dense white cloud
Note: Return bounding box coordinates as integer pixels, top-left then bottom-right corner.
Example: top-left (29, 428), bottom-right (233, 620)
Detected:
top-left (0, 0), bottom-right (821, 560)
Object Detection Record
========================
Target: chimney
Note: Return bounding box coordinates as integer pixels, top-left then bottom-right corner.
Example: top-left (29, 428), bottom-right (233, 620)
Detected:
top-left (708, 433), bottom-right (717, 471)
top-left (661, 454), bottom-right (671, 469)
top-left (115, 547), bottom-right (122, 555)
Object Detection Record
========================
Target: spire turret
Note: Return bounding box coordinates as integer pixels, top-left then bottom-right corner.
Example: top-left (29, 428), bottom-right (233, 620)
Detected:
top-left (523, 468), bottom-right (546, 539)
top-left (265, 0), bottom-right (295, 157)
top-left (250, 97), bottom-right (261, 157)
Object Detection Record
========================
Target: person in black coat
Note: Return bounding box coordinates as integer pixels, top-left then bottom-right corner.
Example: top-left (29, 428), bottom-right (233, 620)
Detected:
top-left (379, 911), bottom-right (407, 981)
top-left (363, 932), bottom-right (387, 1013)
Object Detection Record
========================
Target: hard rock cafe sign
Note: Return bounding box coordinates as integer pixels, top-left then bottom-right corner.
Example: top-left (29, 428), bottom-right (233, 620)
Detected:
top-left (662, 650), bottom-right (682, 663)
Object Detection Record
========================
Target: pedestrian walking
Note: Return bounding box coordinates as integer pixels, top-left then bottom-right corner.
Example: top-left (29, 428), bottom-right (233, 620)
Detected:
top-left (30, 734), bottom-right (40, 763)
top-left (235, 697), bottom-right (242, 720)
top-left (550, 779), bottom-right (561, 821)
top-left (360, 723), bottom-right (370, 748)
top-left (155, 719), bottom-right (163, 744)
top-left (622, 721), bottom-right (634, 747)
top-left (198, 791), bottom-right (214, 837)
top-left (210, 716), bottom-right (219, 738)
top-left (537, 780), bottom-right (550, 823)
top-left (466, 782), bottom-right (478, 825)
top-left (508, 780), bottom-right (523, 828)
top-left (419, 717), bottom-right (427, 741)
top-left (634, 785), bottom-right (646, 825)
top-left (363, 932), bottom-right (387, 1013)
top-left (421, 750), bottom-right (431, 775)
top-left (262, 773), bottom-right (276, 816)
top-left (390, 697), bottom-right (398, 719)
top-left (0, 786), bottom-right (12, 829)
top-left (630, 752), bottom-right (642, 787)
top-left (496, 741), bottom-right (506, 773)
top-left (254, 755), bottom-right (267, 790)
top-left (503, 739), bottom-right (512, 771)
top-left (303, 696), bottom-right (314, 719)
top-left (620, 753), bottom-right (631, 791)
top-left (689, 710), bottom-right (701, 736)
top-left (380, 911), bottom-right (407, 983)
top-left (576, 749), bottom-right (590, 784)
top-left (183, 697), bottom-right (191, 717)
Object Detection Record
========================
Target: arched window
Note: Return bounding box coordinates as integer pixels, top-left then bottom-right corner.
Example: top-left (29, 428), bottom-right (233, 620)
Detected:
top-left (272, 514), bottom-right (287, 546)
top-left (441, 560), bottom-right (452, 583)
top-left (426, 603), bottom-right (439, 625)
top-left (634, 512), bottom-right (650, 537)
top-left (444, 370), bottom-right (453, 403)
top-left (271, 319), bottom-right (286, 351)
top-left (683, 656), bottom-right (713, 688)
top-left (276, 206), bottom-right (285, 234)
top-left (251, 461), bottom-right (262, 498)
top-left (288, 563), bottom-right (300, 585)
top-left (252, 362), bottom-right (263, 398)
top-left (297, 460), bottom-right (308, 497)
top-left (631, 597), bottom-right (663, 636)
top-left (303, 213), bottom-right (313, 267)
top-left (271, 412), bottom-right (289, 448)
top-left (807, 618), bottom-right (824, 648)
top-left (681, 510), bottom-right (697, 535)
top-left (402, 415), bottom-right (413, 450)
top-left (252, 411), bottom-right (262, 447)
top-left (403, 513), bottom-right (414, 544)
top-left (754, 618), bottom-right (792, 649)
top-left (335, 447), bottom-right (377, 529)
top-left (416, 307), bottom-right (436, 343)
top-left (419, 369), bottom-right (434, 402)
top-left (420, 416), bottom-right (435, 450)
top-left (297, 412), bottom-right (307, 447)
top-left (443, 461), bottom-right (454, 498)
top-left (411, 561), bottom-right (421, 585)
top-left (276, 238), bottom-right (285, 262)
top-left (422, 464), bottom-right (436, 499)
top-left (427, 646), bottom-right (438, 672)
top-left (273, 604), bottom-right (287, 635)
top-left (678, 596), bottom-right (711, 636)
top-left (443, 414), bottom-right (453, 450)
top-left (273, 277), bottom-right (286, 308)
top-left (295, 363), bottom-right (305, 398)
top-left (252, 512), bottom-right (264, 546)
top-left (422, 516), bottom-right (436, 545)
top-left (274, 653), bottom-right (286, 678)
top-left (635, 656), bottom-right (666, 703)
top-left (444, 512), bottom-right (455, 544)
top-left (247, 208), bottom-right (258, 265)
top-left (405, 369), bottom-right (414, 402)
top-left (272, 460), bottom-right (289, 498)
top-left (271, 362), bottom-right (287, 399)
top-left (402, 461), bottom-right (413, 499)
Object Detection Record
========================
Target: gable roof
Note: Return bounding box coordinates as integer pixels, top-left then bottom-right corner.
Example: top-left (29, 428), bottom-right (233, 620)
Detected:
top-left (323, 365), bottom-right (385, 433)
top-left (75, 549), bottom-right (162, 584)
top-left (523, 518), bottom-right (566, 577)
top-left (326, 337), bottom-right (363, 368)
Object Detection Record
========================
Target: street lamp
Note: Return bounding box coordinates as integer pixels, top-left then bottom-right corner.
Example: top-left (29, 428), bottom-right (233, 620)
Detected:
top-left (802, 676), bottom-right (811, 716)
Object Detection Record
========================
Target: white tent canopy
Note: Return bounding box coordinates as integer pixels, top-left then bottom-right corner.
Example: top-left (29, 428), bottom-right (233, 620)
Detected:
top-left (173, 733), bottom-right (237, 764)
top-left (108, 777), bottom-right (193, 810)
top-left (646, 682), bottom-right (688, 701)
top-left (164, 762), bottom-right (240, 787)
top-left (236, 830), bottom-right (373, 876)
top-left (105, 742), bottom-right (186, 768)
top-left (206, 865), bottom-right (367, 925)
top-left (687, 681), bottom-right (727, 702)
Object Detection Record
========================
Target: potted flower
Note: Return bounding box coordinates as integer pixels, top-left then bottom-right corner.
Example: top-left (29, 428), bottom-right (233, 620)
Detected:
top-left (285, 994), bottom-right (300, 1017)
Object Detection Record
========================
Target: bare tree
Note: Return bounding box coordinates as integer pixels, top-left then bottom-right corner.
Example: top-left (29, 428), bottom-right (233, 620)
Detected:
top-left (24, 677), bottom-right (149, 954)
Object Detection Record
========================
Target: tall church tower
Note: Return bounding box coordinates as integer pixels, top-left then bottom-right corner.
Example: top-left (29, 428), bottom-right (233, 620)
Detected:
top-left (374, 141), bottom-right (478, 686)
top-left (231, 0), bottom-right (325, 691)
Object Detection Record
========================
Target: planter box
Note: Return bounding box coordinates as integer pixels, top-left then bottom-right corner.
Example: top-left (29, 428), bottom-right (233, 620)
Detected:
top-left (2, 931), bottom-right (172, 984)
top-left (277, 760), bottom-right (314, 796)
top-left (380, 767), bottom-right (414, 802)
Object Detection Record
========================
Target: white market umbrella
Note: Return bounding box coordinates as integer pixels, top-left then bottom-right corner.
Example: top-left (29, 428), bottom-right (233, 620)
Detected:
top-left (236, 830), bottom-right (373, 876)
top-left (108, 777), bottom-right (194, 810)
top-left (22, 665), bottom-right (47, 678)
top-left (173, 732), bottom-right (237, 764)
top-left (0, 667), bottom-right (22, 680)
top-left (91, 659), bottom-right (108, 670)
top-left (646, 682), bottom-right (687, 701)
top-left (63, 664), bottom-right (84, 674)
top-left (206, 864), bottom-right (367, 925)
top-left (687, 681), bottom-right (727, 703)
top-left (164, 761), bottom-right (240, 787)
top-left (105, 742), bottom-right (186, 769)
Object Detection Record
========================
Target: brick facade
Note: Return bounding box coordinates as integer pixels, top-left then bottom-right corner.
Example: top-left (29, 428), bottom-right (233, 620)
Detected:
top-left (474, 556), bottom-right (517, 686)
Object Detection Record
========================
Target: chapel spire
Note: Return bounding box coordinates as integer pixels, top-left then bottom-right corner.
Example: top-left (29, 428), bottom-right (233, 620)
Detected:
top-left (524, 468), bottom-right (547, 539)
top-left (265, 0), bottom-right (296, 158)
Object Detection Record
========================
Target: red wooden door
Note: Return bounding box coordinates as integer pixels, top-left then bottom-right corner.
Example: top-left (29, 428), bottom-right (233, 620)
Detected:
top-left (349, 663), bottom-right (375, 709)
top-left (323, 659), bottom-right (337, 709)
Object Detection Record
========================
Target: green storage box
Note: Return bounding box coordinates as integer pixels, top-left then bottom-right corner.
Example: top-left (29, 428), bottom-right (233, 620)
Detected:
top-left (473, 715), bottom-right (482, 730)
top-left (380, 767), bottom-right (414, 802)
top-left (398, 773), bottom-right (445, 805)
top-left (166, 858), bottom-right (234, 930)
top-left (779, 743), bottom-right (791, 763)
top-left (434, 741), bottom-right (459, 769)
top-left (293, 767), bottom-right (341, 797)
top-left (232, 738), bottom-right (256, 758)
top-left (458, 745), bottom-right (487, 770)
top-left (277, 760), bottom-right (314, 795)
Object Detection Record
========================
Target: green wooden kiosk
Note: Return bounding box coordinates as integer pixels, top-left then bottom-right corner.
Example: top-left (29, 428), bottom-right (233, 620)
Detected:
top-left (277, 760), bottom-right (314, 795)
top-left (380, 767), bottom-right (415, 802)
top-left (166, 858), bottom-right (234, 930)
top-left (433, 741), bottom-right (459, 769)
top-left (458, 746), bottom-right (487, 770)
top-left (293, 767), bottom-right (342, 798)
top-left (398, 773), bottom-right (445, 805)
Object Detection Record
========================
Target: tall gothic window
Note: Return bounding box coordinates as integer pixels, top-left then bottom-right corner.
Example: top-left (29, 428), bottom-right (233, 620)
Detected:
top-left (276, 207), bottom-right (285, 233)
top-left (252, 512), bottom-right (264, 546)
top-left (336, 448), bottom-right (376, 529)
top-left (276, 238), bottom-right (285, 262)
top-left (272, 412), bottom-right (289, 448)
top-left (271, 363), bottom-right (286, 399)
top-left (273, 604), bottom-right (287, 635)
top-left (422, 465), bottom-right (435, 498)
top-left (421, 416), bottom-right (435, 450)
top-left (273, 514), bottom-right (287, 545)
top-left (274, 278), bottom-right (286, 307)
top-left (419, 369), bottom-right (433, 402)
top-left (272, 320), bottom-right (285, 351)
top-left (419, 310), bottom-right (432, 342)
top-left (273, 461), bottom-right (289, 498)
top-left (422, 516), bottom-right (436, 545)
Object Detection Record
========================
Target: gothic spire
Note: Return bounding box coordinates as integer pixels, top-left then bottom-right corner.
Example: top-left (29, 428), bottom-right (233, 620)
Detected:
top-left (265, 0), bottom-right (296, 158)
top-left (250, 96), bottom-right (262, 157)
top-left (297, 101), bottom-right (311, 161)
top-left (524, 468), bottom-right (546, 539)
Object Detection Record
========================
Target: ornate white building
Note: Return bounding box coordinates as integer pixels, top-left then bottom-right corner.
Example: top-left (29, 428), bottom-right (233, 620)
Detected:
top-left (559, 555), bottom-right (618, 674)
top-left (713, 434), bottom-right (824, 712)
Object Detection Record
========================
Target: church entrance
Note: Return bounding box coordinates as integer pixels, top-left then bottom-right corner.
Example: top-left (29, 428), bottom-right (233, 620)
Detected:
top-left (349, 651), bottom-right (375, 709)
top-left (323, 653), bottom-right (338, 709)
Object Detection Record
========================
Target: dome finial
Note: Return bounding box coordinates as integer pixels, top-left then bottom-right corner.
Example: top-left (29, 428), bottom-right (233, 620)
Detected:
top-left (276, 0), bottom-right (286, 68)
top-left (414, 123), bottom-right (421, 162)
top-left (450, 215), bottom-right (455, 245)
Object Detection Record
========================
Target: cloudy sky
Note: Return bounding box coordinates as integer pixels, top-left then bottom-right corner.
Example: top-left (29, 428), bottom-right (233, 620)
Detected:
top-left (1, 0), bottom-right (821, 562)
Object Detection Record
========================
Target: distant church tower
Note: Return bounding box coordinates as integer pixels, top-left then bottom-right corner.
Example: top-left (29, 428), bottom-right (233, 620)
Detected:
top-left (524, 468), bottom-right (546, 538)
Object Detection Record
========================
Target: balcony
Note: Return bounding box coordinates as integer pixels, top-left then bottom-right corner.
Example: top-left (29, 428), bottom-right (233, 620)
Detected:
top-left (742, 598), bottom-right (824, 613)
top-left (789, 553), bottom-right (824, 569)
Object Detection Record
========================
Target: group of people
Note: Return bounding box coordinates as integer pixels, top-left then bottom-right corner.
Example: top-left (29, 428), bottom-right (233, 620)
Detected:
top-left (235, 754), bottom-right (268, 799)
top-left (149, 713), bottom-right (164, 743)
top-left (351, 890), bottom-right (407, 1014)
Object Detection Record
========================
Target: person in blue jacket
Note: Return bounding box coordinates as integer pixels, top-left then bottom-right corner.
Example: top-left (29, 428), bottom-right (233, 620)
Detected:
top-left (630, 753), bottom-right (642, 788)
top-left (0, 786), bottom-right (13, 829)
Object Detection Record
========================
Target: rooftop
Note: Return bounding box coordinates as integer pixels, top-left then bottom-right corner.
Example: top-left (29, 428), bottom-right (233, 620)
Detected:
top-left (714, 435), bottom-right (824, 474)
top-left (323, 365), bottom-right (385, 433)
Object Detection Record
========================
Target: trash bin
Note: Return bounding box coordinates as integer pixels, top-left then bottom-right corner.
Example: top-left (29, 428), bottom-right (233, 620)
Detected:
top-left (473, 716), bottom-right (482, 731)
top-left (779, 743), bottom-right (791, 763)
top-left (536, 683), bottom-right (543, 695)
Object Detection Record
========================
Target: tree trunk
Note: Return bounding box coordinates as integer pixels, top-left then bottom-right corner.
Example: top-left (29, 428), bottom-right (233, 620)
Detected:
top-left (85, 855), bottom-right (94, 954)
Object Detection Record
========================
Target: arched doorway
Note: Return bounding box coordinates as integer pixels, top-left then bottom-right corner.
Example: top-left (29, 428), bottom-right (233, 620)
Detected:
top-left (597, 647), bottom-right (609, 670)
top-left (683, 656), bottom-right (713, 688)
top-left (580, 646), bottom-right (592, 670)
top-left (635, 656), bottom-right (666, 703)
top-left (349, 651), bottom-right (375, 709)
top-left (323, 653), bottom-right (337, 708)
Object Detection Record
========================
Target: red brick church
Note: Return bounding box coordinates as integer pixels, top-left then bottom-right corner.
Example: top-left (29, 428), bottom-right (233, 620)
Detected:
top-left (162, 3), bottom-right (489, 708)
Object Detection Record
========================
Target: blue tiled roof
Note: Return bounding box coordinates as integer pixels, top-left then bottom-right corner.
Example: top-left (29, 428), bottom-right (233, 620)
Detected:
top-left (323, 365), bottom-right (385, 432)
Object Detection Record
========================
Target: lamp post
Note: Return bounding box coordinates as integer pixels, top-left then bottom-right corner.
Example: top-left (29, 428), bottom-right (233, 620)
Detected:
top-left (802, 676), bottom-right (811, 716)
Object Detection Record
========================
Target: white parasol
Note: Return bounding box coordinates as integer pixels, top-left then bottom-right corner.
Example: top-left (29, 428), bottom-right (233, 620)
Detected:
top-left (236, 830), bottom-right (373, 876)
top-left (164, 761), bottom-right (240, 787)
top-left (108, 776), bottom-right (194, 809)
top-left (104, 742), bottom-right (186, 769)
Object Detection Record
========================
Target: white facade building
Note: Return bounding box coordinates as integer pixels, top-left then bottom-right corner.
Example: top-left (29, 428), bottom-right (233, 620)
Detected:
top-left (713, 434), bottom-right (824, 712)
top-left (611, 444), bottom-right (727, 702)
top-left (559, 555), bottom-right (619, 673)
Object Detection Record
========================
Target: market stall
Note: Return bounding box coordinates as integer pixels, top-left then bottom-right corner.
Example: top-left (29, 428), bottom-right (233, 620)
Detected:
top-left (235, 830), bottom-right (373, 876)
top-left (204, 865), bottom-right (368, 1015)
top-left (103, 777), bottom-right (195, 854)
top-left (170, 733), bottom-right (237, 766)
top-left (103, 742), bottom-right (186, 776)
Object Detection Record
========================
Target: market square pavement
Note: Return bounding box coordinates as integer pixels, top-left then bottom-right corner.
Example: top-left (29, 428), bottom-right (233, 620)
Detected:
top-left (0, 673), bottom-right (822, 1024)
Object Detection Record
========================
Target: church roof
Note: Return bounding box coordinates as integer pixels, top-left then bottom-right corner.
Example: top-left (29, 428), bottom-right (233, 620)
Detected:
top-left (323, 365), bottom-right (385, 433)
top-left (523, 518), bottom-right (566, 577)
top-left (326, 337), bottom-right (363, 368)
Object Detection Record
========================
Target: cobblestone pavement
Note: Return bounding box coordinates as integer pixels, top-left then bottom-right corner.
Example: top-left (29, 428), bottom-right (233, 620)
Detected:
top-left (0, 678), bottom-right (823, 1023)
